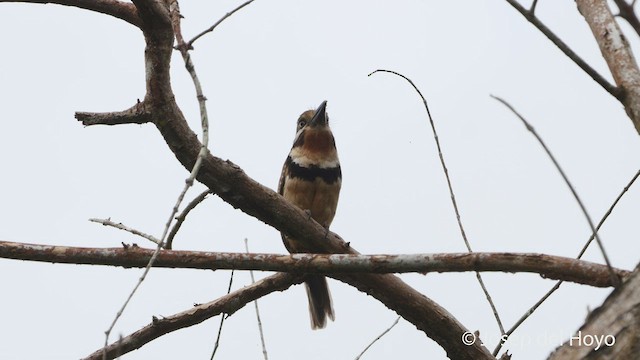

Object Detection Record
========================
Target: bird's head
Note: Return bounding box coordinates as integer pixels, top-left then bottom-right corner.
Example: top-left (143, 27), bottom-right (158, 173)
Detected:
top-left (290, 100), bottom-right (338, 165)
top-left (296, 100), bottom-right (329, 134)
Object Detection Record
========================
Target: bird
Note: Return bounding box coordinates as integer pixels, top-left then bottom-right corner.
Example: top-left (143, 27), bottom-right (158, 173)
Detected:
top-left (278, 100), bottom-right (341, 329)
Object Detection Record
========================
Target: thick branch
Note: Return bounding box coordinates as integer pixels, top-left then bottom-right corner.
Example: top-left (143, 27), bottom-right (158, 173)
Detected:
top-left (577, 0), bottom-right (640, 133)
top-left (83, 272), bottom-right (303, 360)
top-left (76, 101), bottom-right (152, 126)
top-left (0, 241), bottom-right (627, 288)
top-left (548, 263), bottom-right (640, 359)
top-left (0, 0), bottom-right (141, 27)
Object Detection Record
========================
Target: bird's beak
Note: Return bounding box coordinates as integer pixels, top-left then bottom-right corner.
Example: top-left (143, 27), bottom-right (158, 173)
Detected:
top-left (310, 100), bottom-right (328, 127)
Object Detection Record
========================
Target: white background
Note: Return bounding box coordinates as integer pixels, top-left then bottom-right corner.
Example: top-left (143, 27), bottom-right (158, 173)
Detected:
top-left (1, 1), bottom-right (639, 359)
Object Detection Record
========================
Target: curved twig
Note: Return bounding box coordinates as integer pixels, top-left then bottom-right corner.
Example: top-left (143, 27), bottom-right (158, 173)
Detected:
top-left (369, 68), bottom-right (506, 335)
top-left (166, 189), bottom-right (212, 249)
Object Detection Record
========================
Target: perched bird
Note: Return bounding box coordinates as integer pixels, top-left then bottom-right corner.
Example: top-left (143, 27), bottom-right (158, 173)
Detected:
top-left (278, 100), bottom-right (341, 329)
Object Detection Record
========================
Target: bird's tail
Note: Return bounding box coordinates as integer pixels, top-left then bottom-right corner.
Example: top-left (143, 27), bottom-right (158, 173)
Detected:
top-left (305, 275), bottom-right (335, 329)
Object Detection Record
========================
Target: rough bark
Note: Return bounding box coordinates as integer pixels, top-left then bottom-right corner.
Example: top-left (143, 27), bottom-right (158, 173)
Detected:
top-left (577, 0), bottom-right (640, 133)
top-left (0, 241), bottom-right (626, 288)
top-left (548, 263), bottom-right (640, 359)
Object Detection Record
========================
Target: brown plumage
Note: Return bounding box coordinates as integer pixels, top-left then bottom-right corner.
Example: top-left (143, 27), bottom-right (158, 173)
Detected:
top-left (278, 100), bottom-right (341, 329)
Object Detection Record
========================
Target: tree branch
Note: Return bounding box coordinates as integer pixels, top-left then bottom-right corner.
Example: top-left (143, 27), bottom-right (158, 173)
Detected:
top-left (504, 0), bottom-right (622, 100)
top-left (186, 0), bottom-right (257, 48)
top-left (0, 0), bottom-right (141, 27)
top-left (76, 101), bottom-right (152, 126)
top-left (89, 218), bottom-right (161, 245)
top-left (612, 0), bottom-right (640, 38)
top-left (0, 241), bottom-right (627, 288)
top-left (166, 189), bottom-right (212, 249)
top-left (577, 0), bottom-right (640, 133)
top-left (548, 263), bottom-right (640, 359)
top-left (79, 0), bottom-right (493, 357)
top-left (82, 272), bottom-right (303, 360)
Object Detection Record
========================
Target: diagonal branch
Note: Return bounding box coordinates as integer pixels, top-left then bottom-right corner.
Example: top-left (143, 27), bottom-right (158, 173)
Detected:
top-left (82, 272), bottom-right (303, 360)
top-left (89, 218), bottom-right (161, 245)
top-left (166, 189), bottom-right (212, 249)
top-left (186, 0), bottom-right (257, 48)
top-left (0, 0), bottom-right (141, 27)
top-left (491, 95), bottom-right (618, 285)
top-left (504, 0), bottom-right (622, 100)
top-left (0, 241), bottom-right (627, 288)
top-left (577, 0), bottom-right (640, 133)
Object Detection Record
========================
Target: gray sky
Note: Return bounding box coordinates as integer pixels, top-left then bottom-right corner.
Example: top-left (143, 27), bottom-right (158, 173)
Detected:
top-left (1, 1), bottom-right (639, 359)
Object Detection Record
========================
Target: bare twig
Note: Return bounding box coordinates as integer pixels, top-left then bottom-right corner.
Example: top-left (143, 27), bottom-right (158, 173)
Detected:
top-left (354, 317), bottom-right (401, 360)
top-left (576, 168), bottom-right (640, 259)
top-left (493, 168), bottom-right (640, 356)
top-left (83, 272), bottom-right (303, 360)
top-left (186, 0), bottom-right (257, 48)
top-left (491, 95), bottom-right (617, 284)
top-left (166, 189), bottom-right (212, 249)
top-left (504, 0), bottom-right (622, 100)
top-left (494, 281), bottom-right (562, 355)
top-left (0, 0), bottom-right (141, 27)
top-left (0, 241), bottom-right (627, 287)
top-left (245, 239), bottom-right (269, 360)
top-left (210, 270), bottom-right (235, 359)
top-left (368, 69), bottom-right (506, 334)
top-left (89, 218), bottom-right (161, 245)
top-left (100, 0), bottom-right (212, 356)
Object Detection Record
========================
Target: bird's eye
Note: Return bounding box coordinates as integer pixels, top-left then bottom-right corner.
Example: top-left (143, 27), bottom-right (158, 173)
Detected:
top-left (298, 119), bottom-right (307, 128)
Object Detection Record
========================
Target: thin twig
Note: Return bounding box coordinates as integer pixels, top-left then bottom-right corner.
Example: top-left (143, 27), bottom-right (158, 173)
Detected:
top-left (210, 270), bottom-right (235, 359)
top-left (492, 168), bottom-right (640, 356)
top-left (368, 69), bottom-right (506, 335)
top-left (186, 0), bottom-right (257, 48)
top-left (89, 218), bottom-right (161, 245)
top-left (354, 317), bottom-right (401, 360)
top-left (530, 0), bottom-right (539, 13)
top-left (101, 2), bottom-right (212, 357)
top-left (166, 189), bottom-right (212, 249)
top-left (491, 95), bottom-right (617, 284)
top-left (493, 281), bottom-right (562, 356)
top-left (504, 0), bottom-right (622, 100)
top-left (244, 239), bottom-right (269, 360)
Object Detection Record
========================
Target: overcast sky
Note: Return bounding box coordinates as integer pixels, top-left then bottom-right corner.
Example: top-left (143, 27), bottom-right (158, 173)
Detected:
top-left (1, 1), bottom-right (640, 359)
